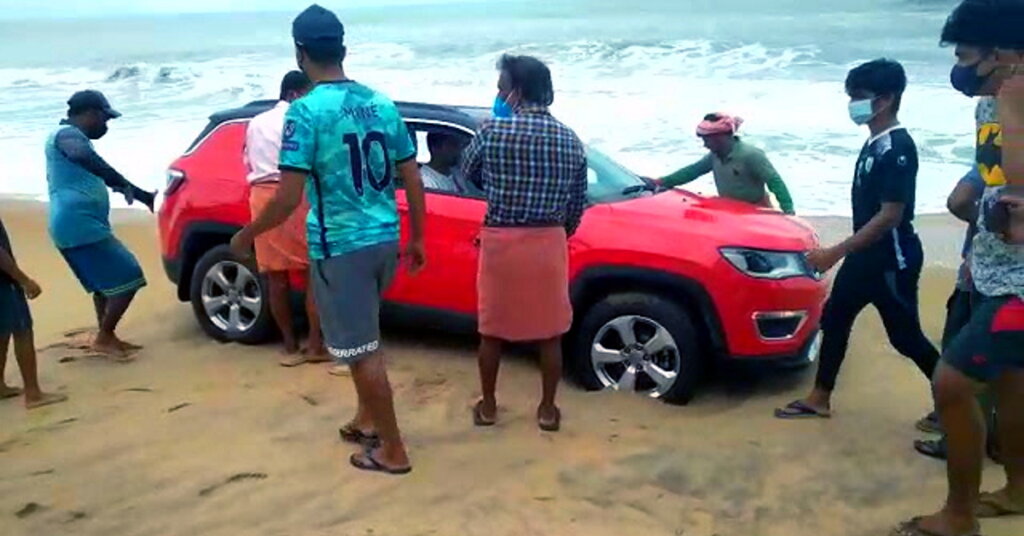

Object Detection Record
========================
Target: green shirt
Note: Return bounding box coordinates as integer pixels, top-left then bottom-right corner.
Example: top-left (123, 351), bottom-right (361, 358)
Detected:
top-left (661, 139), bottom-right (795, 214)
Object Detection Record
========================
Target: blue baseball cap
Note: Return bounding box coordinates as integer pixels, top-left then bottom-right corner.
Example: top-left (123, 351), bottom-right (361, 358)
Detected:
top-left (292, 4), bottom-right (345, 48)
top-left (67, 90), bottom-right (121, 119)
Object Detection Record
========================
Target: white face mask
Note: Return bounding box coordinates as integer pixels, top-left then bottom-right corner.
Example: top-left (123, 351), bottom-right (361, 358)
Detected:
top-left (848, 98), bottom-right (876, 125)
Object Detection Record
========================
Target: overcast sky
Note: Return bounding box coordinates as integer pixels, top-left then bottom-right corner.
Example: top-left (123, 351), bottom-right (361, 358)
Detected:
top-left (0, 0), bottom-right (470, 18)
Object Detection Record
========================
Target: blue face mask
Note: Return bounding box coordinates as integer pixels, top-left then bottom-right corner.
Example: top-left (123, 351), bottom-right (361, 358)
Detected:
top-left (492, 95), bottom-right (513, 118)
top-left (848, 98), bottom-right (876, 125)
top-left (950, 63), bottom-right (992, 97)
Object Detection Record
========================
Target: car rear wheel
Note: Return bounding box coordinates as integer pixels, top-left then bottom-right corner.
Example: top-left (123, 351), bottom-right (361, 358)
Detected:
top-left (571, 292), bottom-right (704, 404)
top-left (189, 245), bottom-right (273, 344)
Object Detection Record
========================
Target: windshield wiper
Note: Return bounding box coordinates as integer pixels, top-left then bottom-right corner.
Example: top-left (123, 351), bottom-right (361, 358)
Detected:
top-left (621, 180), bottom-right (659, 196)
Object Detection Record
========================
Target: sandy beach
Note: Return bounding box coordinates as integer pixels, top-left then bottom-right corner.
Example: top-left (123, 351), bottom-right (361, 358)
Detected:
top-left (1, 199), bottom-right (1020, 536)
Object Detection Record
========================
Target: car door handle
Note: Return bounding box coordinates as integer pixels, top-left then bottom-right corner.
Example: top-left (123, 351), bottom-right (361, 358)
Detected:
top-left (472, 236), bottom-right (480, 248)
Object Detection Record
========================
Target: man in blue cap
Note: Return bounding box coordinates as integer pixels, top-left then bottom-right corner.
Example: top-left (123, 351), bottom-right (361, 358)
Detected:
top-left (47, 90), bottom-right (155, 358)
top-left (231, 4), bottom-right (428, 475)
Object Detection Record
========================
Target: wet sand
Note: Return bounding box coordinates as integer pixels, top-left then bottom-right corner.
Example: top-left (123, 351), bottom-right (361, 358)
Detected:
top-left (1, 200), bottom-right (1020, 536)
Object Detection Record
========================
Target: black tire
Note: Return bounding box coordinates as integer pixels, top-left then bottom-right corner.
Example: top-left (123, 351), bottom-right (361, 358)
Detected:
top-left (570, 292), bottom-right (704, 404)
top-left (189, 245), bottom-right (274, 344)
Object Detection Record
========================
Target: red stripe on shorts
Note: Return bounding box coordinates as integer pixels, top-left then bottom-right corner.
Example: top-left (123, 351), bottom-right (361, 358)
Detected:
top-left (992, 297), bottom-right (1024, 333)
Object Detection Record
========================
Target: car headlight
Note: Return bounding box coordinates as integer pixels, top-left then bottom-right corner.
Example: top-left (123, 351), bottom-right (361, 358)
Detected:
top-left (720, 248), bottom-right (817, 280)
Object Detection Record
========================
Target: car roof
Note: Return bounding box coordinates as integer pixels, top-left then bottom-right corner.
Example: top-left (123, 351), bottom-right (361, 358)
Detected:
top-left (212, 99), bottom-right (486, 125)
top-left (190, 98), bottom-right (488, 153)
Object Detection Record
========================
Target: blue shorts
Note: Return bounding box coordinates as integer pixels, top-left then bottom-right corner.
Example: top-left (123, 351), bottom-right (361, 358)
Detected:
top-left (0, 282), bottom-right (32, 335)
top-left (60, 237), bottom-right (147, 297)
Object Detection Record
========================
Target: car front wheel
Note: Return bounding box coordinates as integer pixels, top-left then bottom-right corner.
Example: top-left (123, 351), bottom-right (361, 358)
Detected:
top-left (571, 292), bottom-right (704, 404)
top-left (189, 245), bottom-right (273, 344)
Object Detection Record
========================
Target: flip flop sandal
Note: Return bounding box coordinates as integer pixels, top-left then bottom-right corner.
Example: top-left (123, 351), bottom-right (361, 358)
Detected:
top-left (890, 517), bottom-right (980, 536)
top-left (914, 438), bottom-right (947, 461)
top-left (1, 387), bottom-right (23, 399)
top-left (774, 400), bottom-right (832, 419)
top-left (538, 407), bottom-right (561, 432)
top-left (472, 400), bottom-right (496, 427)
top-left (350, 449), bottom-right (411, 476)
top-left (977, 491), bottom-right (1024, 518)
top-left (338, 424), bottom-right (380, 447)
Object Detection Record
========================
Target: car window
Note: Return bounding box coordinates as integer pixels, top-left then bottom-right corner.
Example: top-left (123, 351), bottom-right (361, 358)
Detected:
top-left (405, 123), bottom-right (481, 197)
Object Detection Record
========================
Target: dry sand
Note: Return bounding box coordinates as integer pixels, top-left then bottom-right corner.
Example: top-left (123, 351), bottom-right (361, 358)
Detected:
top-left (1, 200), bottom-right (1021, 536)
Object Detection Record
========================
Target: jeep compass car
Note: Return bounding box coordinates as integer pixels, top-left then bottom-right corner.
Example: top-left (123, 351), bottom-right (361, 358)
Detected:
top-left (159, 100), bottom-right (827, 403)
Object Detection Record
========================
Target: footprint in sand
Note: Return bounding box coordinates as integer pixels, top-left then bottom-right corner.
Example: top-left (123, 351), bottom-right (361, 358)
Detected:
top-left (198, 472), bottom-right (268, 497)
top-left (43, 328), bottom-right (141, 363)
top-left (410, 374), bottom-right (449, 404)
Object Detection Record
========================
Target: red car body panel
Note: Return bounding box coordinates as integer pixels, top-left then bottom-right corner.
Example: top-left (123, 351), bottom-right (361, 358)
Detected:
top-left (159, 115), bottom-right (827, 360)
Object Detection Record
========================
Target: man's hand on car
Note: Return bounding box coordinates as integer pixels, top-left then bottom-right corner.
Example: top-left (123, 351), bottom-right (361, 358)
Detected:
top-left (806, 247), bottom-right (843, 273)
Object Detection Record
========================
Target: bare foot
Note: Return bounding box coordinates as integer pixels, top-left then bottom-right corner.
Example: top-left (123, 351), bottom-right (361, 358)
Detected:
top-left (1, 385), bottom-right (23, 399)
top-left (278, 354), bottom-right (308, 367)
top-left (91, 333), bottom-right (129, 359)
top-left (25, 392), bottom-right (68, 410)
top-left (118, 340), bottom-right (144, 351)
top-left (302, 343), bottom-right (330, 363)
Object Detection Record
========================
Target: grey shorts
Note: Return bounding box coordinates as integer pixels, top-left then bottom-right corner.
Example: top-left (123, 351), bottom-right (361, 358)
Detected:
top-left (311, 241), bottom-right (398, 366)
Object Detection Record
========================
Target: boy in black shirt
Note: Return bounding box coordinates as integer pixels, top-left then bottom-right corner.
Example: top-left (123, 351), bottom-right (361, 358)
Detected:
top-left (776, 59), bottom-right (940, 423)
top-left (0, 216), bottom-right (67, 409)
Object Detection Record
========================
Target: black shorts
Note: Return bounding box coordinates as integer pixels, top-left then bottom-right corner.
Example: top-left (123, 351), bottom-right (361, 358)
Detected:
top-left (944, 295), bottom-right (1024, 382)
top-left (0, 282), bottom-right (32, 335)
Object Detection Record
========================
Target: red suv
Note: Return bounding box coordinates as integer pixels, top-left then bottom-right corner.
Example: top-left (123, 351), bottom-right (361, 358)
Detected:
top-left (159, 100), bottom-right (827, 403)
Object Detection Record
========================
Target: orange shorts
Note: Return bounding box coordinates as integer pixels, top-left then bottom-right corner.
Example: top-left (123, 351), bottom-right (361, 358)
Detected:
top-left (249, 182), bottom-right (309, 273)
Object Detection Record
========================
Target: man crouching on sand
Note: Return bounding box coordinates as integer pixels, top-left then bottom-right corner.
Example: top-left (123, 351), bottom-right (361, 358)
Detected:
top-left (46, 90), bottom-right (154, 358)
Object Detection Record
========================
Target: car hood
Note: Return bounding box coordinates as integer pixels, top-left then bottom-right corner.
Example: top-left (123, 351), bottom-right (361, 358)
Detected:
top-left (596, 189), bottom-right (819, 252)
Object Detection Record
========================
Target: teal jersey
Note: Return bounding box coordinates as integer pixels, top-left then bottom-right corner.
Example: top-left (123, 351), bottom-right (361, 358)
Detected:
top-left (279, 81), bottom-right (415, 259)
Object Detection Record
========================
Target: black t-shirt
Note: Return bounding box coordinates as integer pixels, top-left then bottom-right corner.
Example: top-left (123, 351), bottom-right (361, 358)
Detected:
top-left (0, 217), bottom-right (15, 286)
top-left (850, 127), bottom-right (920, 270)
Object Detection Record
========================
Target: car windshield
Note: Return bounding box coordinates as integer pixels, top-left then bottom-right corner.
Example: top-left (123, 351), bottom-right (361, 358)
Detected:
top-left (586, 148), bottom-right (647, 204)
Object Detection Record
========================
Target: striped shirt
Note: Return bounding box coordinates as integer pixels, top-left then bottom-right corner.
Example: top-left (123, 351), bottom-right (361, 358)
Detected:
top-left (461, 105), bottom-right (588, 235)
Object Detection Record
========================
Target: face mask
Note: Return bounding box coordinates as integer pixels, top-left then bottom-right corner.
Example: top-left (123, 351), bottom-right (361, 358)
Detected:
top-left (87, 123), bottom-right (108, 140)
top-left (950, 63), bottom-right (992, 97)
top-left (848, 98), bottom-right (876, 125)
top-left (492, 95), bottom-right (513, 118)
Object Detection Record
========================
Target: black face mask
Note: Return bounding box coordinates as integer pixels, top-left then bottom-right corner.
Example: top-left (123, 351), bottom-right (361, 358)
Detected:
top-left (86, 123), bottom-right (108, 140)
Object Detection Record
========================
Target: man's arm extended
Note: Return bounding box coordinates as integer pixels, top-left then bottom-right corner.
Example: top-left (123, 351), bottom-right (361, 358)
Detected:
top-left (808, 146), bottom-right (914, 272)
top-left (229, 171), bottom-right (305, 257)
top-left (55, 128), bottom-right (155, 211)
top-left (659, 154), bottom-right (713, 188)
top-left (752, 153), bottom-right (795, 215)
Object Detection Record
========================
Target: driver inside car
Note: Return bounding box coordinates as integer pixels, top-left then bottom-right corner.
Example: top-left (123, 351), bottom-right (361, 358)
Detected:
top-left (421, 132), bottom-right (469, 194)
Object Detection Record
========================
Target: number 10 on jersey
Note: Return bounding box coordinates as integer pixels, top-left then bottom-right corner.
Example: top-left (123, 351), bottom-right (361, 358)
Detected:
top-left (343, 131), bottom-right (392, 196)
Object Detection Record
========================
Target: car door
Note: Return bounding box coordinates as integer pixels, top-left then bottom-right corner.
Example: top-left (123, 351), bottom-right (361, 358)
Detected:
top-left (386, 122), bottom-right (484, 316)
